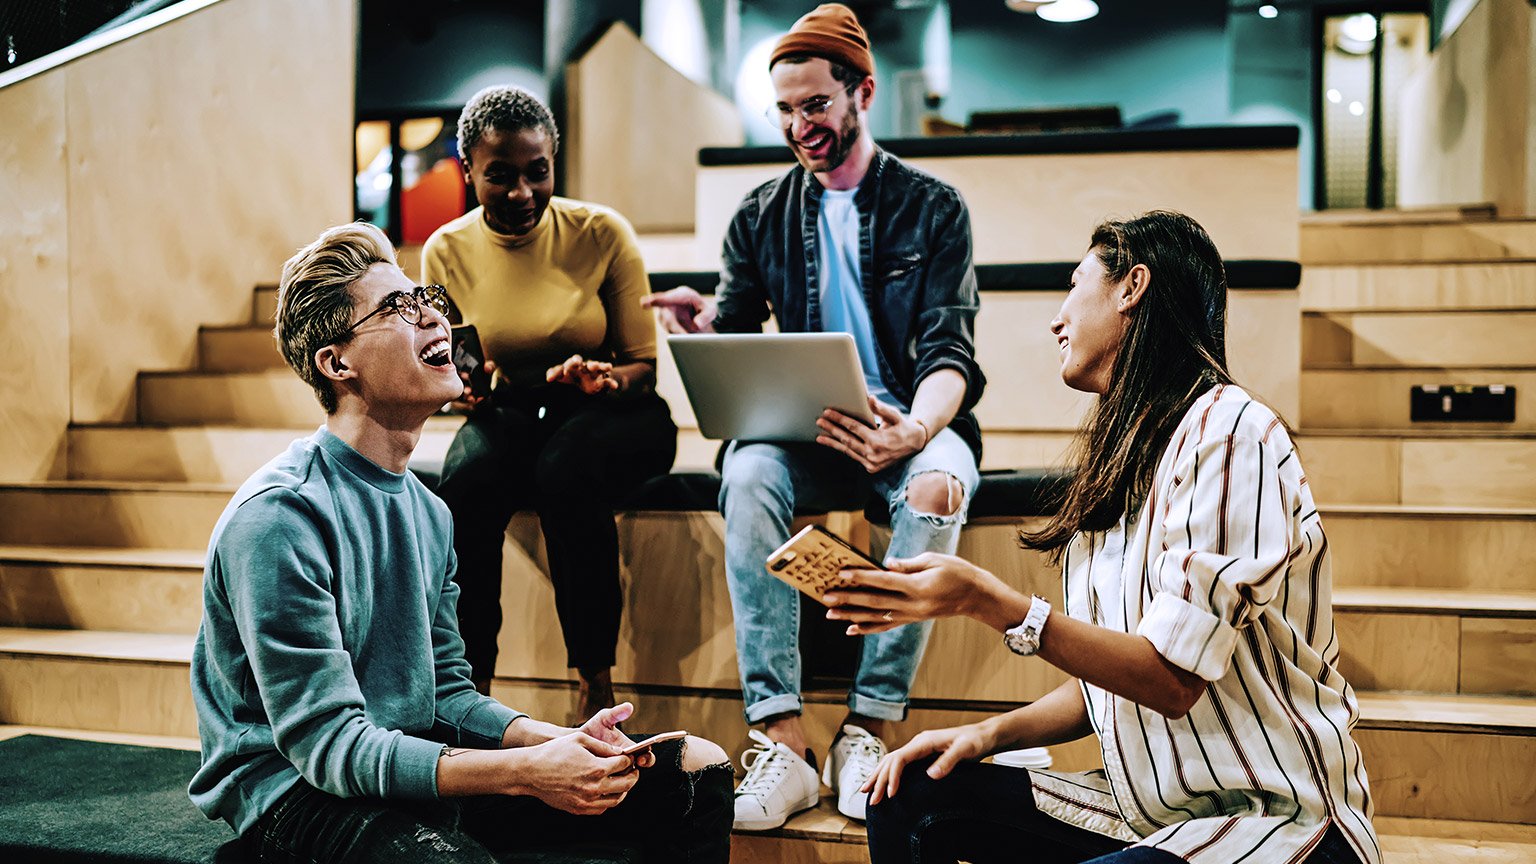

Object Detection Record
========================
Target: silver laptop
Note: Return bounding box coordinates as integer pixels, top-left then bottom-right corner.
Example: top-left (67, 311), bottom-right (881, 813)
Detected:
top-left (668, 333), bottom-right (880, 441)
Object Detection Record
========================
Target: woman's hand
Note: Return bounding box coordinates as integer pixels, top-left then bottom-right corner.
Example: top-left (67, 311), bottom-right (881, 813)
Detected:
top-left (546, 355), bottom-right (618, 394)
top-left (822, 552), bottom-right (1005, 635)
top-left (448, 359), bottom-right (497, 414)
top-left (862, 722), bottom-right (996, 806)
top-left (577, 702), bottom-right (655, 769)
top-left (816, 398), bottom-right (929, 473)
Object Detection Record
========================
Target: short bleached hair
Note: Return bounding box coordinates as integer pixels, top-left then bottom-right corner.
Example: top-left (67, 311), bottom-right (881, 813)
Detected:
top-left (274, 222), bottom-right (397, 414)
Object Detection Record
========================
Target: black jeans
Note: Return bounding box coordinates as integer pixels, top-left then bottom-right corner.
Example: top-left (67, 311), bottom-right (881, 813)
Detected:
top-left (240, 739), bottom-right (733, 864)
top-left (436, 386), bottom-right (676, 676)
top-left (866, 758), bottom-right (1364, 864)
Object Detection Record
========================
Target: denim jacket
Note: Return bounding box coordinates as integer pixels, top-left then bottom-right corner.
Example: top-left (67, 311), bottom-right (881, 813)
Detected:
top-left (713, 147), bottom-right (986, 462)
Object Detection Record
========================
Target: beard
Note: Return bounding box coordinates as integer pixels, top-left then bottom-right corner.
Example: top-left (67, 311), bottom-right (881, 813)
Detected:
top-left (789, 104), bottom-right (861, 174)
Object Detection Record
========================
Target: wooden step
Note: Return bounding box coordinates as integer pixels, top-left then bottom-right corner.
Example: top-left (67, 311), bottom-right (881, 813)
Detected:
top-left (1334, 587), bottom-right (1536, 698)
top-left (253, 285), bottom-right (277, 323)
top-left (0, 546), bottom-right (204, 633)
top-left (197, 324), bottom-right (284, 372)
top-left (0, 482), bottom-right (233, 549)
top-left (1303, 310), bottom-right (1536, 368)
top-left (1323, 504), bottom-right (1536, 591)
top-left (136, 370), bottom-right (325, 426)
top-left (66, 419), bottom-right (463, 483)
top-left (0, 724), bottom-right (200, 750)
top-left (1301, 218), bottom-right (1536, 265)
top-left (1301, 367), bottom-right (1536, 431)
top-left (1300, 262), bottom-right (1536, 312)
top-left (1302, 434), bottom-right (1536, 508)
top-left (0, 628), bottom-right (198, 737)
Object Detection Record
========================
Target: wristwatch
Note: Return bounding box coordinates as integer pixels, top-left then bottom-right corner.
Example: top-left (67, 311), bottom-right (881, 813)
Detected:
top-left (1003, 596), bottom-right (1051, 656)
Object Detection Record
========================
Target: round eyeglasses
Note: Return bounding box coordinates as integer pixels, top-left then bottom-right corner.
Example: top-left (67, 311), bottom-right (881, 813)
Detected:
top-left (344, 284), bottom-right (452, 334)
top-left (765, 90), bottom-right (844, 128)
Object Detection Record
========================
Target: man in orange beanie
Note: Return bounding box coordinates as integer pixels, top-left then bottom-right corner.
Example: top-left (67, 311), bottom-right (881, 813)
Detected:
top-left (646, 2), bottom-right (985, 832)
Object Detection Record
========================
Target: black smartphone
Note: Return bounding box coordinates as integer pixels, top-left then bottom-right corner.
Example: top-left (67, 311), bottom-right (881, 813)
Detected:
top-left (450, 324), bottom-right (492, 398)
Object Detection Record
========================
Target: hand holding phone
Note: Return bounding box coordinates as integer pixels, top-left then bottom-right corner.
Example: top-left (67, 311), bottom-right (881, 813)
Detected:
top-left (618, 730), bottom-right (688, 757)
top-left (451, 324), bottom-right (492, 399)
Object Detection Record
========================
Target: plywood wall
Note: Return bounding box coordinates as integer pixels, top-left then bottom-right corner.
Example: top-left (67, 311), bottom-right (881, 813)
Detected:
top-left (0, 74), bottom-right (71, 481)
top-left (695, 147), bottom-right (1300, 267)
top-left (63, 0), bottom-right (356, 425)
top-left (565, 21), bottom-right (744, 233)
top-left (1398, 0), bottom-right (1532, 215)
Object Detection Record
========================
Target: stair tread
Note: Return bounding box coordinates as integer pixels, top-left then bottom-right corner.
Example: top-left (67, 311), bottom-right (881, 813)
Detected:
top-left (0, 628), bottom-right (193, 662)
top-left (0, 724), bottom-right (200, 751)
top-left (1355, 692), bottom-right (1536, 733)
top-left (1305, 363), bottom-right (1536, 372)
top-left (0, 544), bottom-right (204, 569)
top-left (1298, 427), bottom-right (1536, 440)
top-left (70, 415), bottom-right (466, 433)
top-left (1319, 503), bottom-right (1536, 518)
top-left (1334, 587), bottom-right (1536, 617)
top-left (0, 479), bottom-right (237, 493)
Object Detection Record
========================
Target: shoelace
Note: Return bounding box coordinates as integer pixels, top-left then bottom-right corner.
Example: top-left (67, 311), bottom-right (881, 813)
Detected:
top-left (736, 730), bottom-right (794, 797)
top-left (837, 730), bottom-right (885, 778)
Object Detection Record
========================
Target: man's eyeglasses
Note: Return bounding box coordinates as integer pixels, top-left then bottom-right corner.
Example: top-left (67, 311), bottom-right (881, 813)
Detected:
top-left (344, 284), bottom-right (452, 334)
top-left (765, 90), bottom-right (844, 128)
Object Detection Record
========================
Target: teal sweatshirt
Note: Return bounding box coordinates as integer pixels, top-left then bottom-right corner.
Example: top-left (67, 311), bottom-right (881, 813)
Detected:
top-left (188, 427), bottom-right (523, 834)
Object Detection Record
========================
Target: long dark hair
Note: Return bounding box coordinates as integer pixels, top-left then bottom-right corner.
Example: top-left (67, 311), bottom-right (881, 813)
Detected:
top-left (1023, 210), bottom-right (1234, 554)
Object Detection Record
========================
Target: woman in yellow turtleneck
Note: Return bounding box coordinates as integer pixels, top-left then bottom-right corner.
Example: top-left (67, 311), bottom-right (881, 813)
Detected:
top-left (424, 86), bottom-right (676, 718)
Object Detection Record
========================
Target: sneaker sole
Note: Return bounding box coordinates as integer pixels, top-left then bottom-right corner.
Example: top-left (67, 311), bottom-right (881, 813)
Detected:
top-left (731, 789), bottom-right (821, 832)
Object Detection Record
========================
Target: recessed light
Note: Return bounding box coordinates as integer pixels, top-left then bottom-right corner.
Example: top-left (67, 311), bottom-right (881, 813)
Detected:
top-left (1259, 5), bottom-right (1278, 19)
top-left (1348, 101), bottom-right (1365, 116)
top-left (1037, 0), bottom-right (1098, 23)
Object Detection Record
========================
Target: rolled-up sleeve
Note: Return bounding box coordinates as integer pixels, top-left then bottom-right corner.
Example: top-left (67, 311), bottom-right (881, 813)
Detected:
top-left (1139, 433), bottom-right (1300, 681)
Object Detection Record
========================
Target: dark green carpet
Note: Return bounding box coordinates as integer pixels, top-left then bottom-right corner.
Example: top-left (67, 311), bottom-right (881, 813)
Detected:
top-left (0, 734), bottom-right (240, 863)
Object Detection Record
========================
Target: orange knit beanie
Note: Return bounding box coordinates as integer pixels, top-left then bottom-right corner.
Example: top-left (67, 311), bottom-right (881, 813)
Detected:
top-left (769, 3), bottom-right (874, 78)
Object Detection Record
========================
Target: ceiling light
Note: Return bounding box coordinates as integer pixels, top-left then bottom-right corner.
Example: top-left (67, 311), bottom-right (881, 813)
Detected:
top-left (1258, 5), bottom-right (1278, 18)
top-left (1341, 13), bottom-right (1377, 43)
top-left (1326, 88), bottom-right (1342, 103)
top-left (1348, 101), bottom-right (1365, 116)
top-left (1037, 0), bottom-right (1097, 23)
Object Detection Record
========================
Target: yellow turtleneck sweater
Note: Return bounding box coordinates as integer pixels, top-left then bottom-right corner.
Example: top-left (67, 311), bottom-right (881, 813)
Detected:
top-left (422, 197), bottom-right (655, 389)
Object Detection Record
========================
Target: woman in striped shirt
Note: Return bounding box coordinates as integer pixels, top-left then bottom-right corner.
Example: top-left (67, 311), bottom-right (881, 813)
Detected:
top-left (823, 211), bottom-right (1378, 864)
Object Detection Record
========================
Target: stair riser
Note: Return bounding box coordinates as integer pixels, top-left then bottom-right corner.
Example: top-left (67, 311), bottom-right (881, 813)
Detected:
top-left (0, 489), bottom-right (229, 549)
top-left (1301, 370), bottom-right (1536, 430)
top-left (137, 374), bottom-right (325, 426)
top-left (1301, 221), bottom-right (1536, 265)
top-left (1303, 312), bottom-right (1536, 368)
top-left (254, 287), bottom-right (277, 323)
top-left (67, 427), bottom-right (457, 484)
top-left (1326, 513), bottom-right (1536, 591)
top-left (1356, 728), bottom-right (1536, 823)
top-left (0, 563), bottom-right (203, 633)
top-left (198, 328), bottom-right (285, 373)
top-left (1336, 612), bottom-right (1536, 698)
top-left (1303, 438), bottom-right (1536, 508)
top-left (1301, 264), bottom-right (1536, 311)
top-left (0, 655), bottom-right (198, 738)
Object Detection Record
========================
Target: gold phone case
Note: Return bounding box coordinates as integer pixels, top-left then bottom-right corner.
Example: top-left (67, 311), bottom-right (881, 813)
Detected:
top-left (764, 524), bottom-right (883, 601)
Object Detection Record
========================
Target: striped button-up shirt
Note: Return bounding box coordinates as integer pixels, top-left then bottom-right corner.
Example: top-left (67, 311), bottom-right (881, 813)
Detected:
top-left (1028, 385), bottom-right (1380, 864)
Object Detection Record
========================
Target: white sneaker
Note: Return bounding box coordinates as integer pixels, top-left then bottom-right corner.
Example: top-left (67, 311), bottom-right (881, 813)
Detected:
top-left (822, 724), bottom-right (886, 821)
top-left (732, 730), bottom-right (821, 831)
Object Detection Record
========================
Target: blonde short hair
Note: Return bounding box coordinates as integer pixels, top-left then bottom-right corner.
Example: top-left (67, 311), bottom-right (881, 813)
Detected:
top-left (274, 222), bottom-right (397, 413)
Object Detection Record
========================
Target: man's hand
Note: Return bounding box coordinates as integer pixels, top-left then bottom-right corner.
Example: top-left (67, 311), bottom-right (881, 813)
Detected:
top-left (862, 722), bottom-right (996, 806)
top-left (546, 355), bottom-right (618, 395)
top-left (822, 552), bottom-right (1001, 635)
top-left (641, 287), bottom-right (717, 334)
top-left (516, 731), bottom-right (640, 815)
top-left (448, 359), bottom-right (497, 414)
top-left (816, 397), bottom-right (929, 473)
top-left (578, 702), bottom-right (655, 769)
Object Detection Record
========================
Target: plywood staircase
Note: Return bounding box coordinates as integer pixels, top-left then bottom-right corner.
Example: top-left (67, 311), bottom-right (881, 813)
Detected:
top-left (3, 221), bottom-right (1536, 859)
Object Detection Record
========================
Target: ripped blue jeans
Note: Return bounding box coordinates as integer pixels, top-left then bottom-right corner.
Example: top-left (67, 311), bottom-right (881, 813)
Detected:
top-left (720, 429), bottom-right (979, 724)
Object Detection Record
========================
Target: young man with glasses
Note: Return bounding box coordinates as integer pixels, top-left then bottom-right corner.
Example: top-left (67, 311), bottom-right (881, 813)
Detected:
top-left (188, 222), bottom-right (732, 863)
top-left (645, 2), bottom-right (985, 831)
